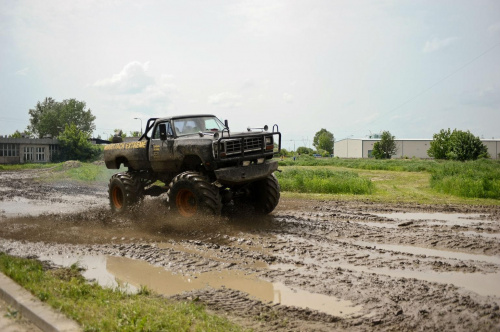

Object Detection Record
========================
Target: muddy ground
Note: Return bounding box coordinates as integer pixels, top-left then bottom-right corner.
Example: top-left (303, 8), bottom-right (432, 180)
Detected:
top-left (1, 167), bottom-right (499, 331)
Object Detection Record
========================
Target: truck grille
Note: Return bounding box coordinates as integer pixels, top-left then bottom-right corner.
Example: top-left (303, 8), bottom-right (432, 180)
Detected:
top-left (225, 137), bottom-right (263, 155)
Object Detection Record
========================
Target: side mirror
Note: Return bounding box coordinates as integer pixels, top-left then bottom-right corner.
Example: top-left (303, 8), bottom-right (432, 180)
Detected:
top-left (224, 119), bottom-right (229, 128)
top-left (159, 123), bottom-right (167, 141)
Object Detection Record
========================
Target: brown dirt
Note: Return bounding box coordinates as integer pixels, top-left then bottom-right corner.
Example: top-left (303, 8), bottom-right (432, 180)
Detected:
top-left (0, 168), bottom-right (499, 331)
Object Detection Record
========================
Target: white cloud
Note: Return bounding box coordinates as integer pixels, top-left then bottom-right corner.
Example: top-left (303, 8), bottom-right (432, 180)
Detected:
top-left (422, 36), bottom-right (458, 53)
top-left (208, 92), bottom-right (242, 108)
top-left (283, 92), bottom-right (294, 103)
top-left (93, 61), bottom-right (154, 94)
top-left (230, 1), bottom-right (286, 36)
top-left (488, 22), bottom-right (500, 33)
top-left (15, 67), bottom-right (29, 76)
top-left (92, 63), bottom-right (176, 118)
top-left (461, 86), bottom-right (500, 107)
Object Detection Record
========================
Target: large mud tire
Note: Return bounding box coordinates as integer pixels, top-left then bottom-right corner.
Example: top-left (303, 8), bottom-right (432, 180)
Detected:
top-left (251, 173), bottom-right (280, 214)
top-left (167, 171), bottom-right (222, 217)
top-left (108, 172), bottom-right (144, 213)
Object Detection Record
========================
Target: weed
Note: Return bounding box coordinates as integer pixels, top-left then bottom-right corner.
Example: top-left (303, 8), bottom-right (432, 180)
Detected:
top-left (5, 307), bottom-right (19, 319)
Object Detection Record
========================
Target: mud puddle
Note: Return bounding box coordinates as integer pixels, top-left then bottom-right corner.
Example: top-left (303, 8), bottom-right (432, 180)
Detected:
top-left (329, 240), bottom-right (500, 297)
top-left (0, 196), bottom-right (101, 218)
top-left (39, 253), bottom-right (362, 317)
top-left (354, 221), bottom-right (398, 229)
top-left (38, 254), bottom-right (122, 290)
top-left (374, 212), bottom-right (490, 227)
top-left (352, 240), bottom-right (500, 265)
top-left (334, 262), bottom-right (500, 298)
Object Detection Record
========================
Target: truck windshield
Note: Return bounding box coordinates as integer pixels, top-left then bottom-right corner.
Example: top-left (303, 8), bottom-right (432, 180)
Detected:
top-left (172, 116), bottom-right (226, 136)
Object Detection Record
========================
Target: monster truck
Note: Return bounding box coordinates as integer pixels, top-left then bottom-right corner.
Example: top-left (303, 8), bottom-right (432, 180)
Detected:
top-left (103, 114), bottom-right (281, 217)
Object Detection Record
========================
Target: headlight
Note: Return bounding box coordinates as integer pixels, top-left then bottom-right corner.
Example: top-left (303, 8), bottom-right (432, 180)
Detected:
top-left (212, 142), bottom-right (218, 158)
top-left (265, 136), bottom-right (273, 145)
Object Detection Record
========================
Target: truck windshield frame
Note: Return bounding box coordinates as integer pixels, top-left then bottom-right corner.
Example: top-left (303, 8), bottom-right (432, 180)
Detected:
top-left (172, 116), bottom-right (226, 137)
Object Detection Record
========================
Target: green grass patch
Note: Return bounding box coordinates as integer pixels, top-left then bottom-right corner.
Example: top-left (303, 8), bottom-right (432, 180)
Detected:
top-left (275, 167), bottom-right (373, 195)
top-left (278, 155), bottom-right (437, 172)
top-left (0, 253), bottom-right (242, 332)
top-left (278, 156), bottom-right (500, 201)
top-left (430, 159), bottom-right (500, 199)
top-left (64, 163), bottom-right (118, 183)
top-left (35, 161), bottom-right (121, 184)
top-left (0, 163), bottom-right (59, 171)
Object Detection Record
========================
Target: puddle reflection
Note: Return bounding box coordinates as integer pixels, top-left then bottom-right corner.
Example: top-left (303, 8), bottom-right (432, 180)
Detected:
top-left (39, 254), bottom-right (362, 317)
top-left (352, 240), bottom-right (500, 265)
top-left (374, 212), bottom-right (490, 227)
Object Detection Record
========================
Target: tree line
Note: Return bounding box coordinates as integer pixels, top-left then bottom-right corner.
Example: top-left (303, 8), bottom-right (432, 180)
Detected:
top-left (7, 97), bottom-right (493, 162)
top-left (286, 128), bottom-right (490, 161)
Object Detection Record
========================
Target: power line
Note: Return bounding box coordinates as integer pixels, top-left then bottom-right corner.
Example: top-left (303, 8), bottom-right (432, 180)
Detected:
top-left (364, 40), bottom-right (500, 130)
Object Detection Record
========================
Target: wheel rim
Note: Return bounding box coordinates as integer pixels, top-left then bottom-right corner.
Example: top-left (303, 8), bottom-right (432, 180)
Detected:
top-left (176, 189), bottom-right (197, 217)
top-left (111, 186), bottom-right (124, 209)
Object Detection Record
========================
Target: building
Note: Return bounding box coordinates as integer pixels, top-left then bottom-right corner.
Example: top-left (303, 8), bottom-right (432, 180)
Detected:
top-left (334, 138), bottom-right (500, 160)
top-left (0, 137), bottom-right (59, 164)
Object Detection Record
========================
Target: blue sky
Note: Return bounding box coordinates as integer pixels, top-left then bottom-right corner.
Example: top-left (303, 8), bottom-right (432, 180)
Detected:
top-left (1, 0), bottom-right (499, 150)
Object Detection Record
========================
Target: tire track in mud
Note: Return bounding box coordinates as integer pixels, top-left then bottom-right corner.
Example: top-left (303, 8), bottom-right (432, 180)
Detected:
top-left (1, 170), bottom-right (500, 330)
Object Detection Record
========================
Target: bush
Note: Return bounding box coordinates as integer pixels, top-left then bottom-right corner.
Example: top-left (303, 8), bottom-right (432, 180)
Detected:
top-left (428, 129), bottom-right (489, 161)
top-left (55, 124), bottom-right (101, 162)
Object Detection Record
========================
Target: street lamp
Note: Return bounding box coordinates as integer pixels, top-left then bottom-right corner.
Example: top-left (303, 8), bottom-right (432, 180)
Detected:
top-left (133, 118), bottom-right (143, 135)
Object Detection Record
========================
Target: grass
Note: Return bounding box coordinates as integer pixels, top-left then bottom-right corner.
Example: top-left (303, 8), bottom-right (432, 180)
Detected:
top-left (0, 161), bottom-right (117, 183)
top-left (0, 253), bottom-right (243, 332)
top-left (275, 167), bottom-right (373, 195)
top-left (276, 156), bottom-right (500, 205)
top-left (279, 155), bottom-right (437, 172)
top-left (430, 159), bottom-right (500, 199)
top-left (0, 163), bottom-right (59, 171)
top-left (62, 163), bottom-right (119, 183)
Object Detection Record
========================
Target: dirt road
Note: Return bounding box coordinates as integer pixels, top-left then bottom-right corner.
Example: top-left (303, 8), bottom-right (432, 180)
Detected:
top-left (1, 167), bottom-right (499, 331)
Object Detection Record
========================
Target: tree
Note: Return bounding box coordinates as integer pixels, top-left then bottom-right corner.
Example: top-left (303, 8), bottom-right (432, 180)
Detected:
top-left (279, 148), bottom-right (290, 157)
top-left (428, 129), bottom-right (489, 161)
top-left (108, 129), bottom-right (127, 141)
top-left (296, 146), bottom-right (313, 155)
top-left (9, 130), bottom-right (31, 138)
top-left (55, 124), bottom-right (100, 161)
top-left (372, 130), bottom-right (397, 159)
top-left (10, 130), bottom-right (22, 138)
top-left (313, 129), bottom-right (334, 154)
top-left (130, 131), bottom-right (141, 137)
top-left (427, 129), bottom-right (451, 159)
top-left (28, 97), bottom-right (96, 138)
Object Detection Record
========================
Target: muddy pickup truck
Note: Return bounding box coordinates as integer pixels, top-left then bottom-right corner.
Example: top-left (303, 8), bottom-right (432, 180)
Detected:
top-left (103, 114), bottom-right (281, 217)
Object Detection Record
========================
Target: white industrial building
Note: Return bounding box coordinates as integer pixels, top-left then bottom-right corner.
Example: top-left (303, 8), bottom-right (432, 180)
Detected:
top-left (334, 138), bottom-right (500, 160)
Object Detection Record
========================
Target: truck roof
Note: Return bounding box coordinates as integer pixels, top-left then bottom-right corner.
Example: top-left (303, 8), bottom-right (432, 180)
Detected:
top-left (154, 114), bottom-right (217, 122)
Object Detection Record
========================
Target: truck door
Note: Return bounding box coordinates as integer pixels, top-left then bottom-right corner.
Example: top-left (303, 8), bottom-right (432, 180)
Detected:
top-left (149, 121), bottom-right (176, 172)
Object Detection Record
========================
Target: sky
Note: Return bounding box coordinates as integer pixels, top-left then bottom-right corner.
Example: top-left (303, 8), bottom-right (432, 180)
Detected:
top-left (1, 0), bottom-right (499, 151)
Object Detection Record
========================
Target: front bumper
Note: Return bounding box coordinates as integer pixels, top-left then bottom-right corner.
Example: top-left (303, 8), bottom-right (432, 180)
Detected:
top-left (214, 160), bottom-right (278, 186)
